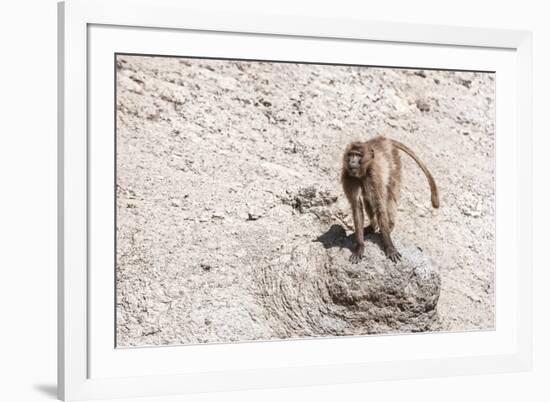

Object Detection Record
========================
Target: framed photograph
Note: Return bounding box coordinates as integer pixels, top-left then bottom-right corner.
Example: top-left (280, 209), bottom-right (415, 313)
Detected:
top-left (58, 0), bottom-right (533, 400)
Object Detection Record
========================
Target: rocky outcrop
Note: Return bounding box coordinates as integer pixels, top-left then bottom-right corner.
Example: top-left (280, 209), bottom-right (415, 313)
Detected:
top-left (257, 225), bottom-right (441, 339)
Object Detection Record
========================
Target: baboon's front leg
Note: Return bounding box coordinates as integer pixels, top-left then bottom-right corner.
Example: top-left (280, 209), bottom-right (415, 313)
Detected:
top-left (350, 197), bottom-right (365, 263)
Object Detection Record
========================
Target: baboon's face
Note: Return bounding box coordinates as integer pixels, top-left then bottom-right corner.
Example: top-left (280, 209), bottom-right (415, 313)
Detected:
top-left (345, 144), bottom-right (373, 178)
top-left (346, 150), bottom-right (363, 177)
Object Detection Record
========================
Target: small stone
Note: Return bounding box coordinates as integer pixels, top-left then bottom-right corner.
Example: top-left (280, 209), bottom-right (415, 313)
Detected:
top-left (247, 212), bottom-right (261, 221)
top-left (459, 193), bottom-right (484, 218)
top-left (414, 70), bottom-right (427, 78)
top-left (459, 78), bottom-right (472, 88)
top-left (416, 99), bottom-right (430, 112)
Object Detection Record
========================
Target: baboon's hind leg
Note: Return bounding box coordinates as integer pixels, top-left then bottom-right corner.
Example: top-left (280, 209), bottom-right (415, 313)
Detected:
top-left (387, 197), bottom-right (397, 232)
top-left (387, 156), bottom-right (401, 232)
top-left (375, 197), bottom-right (401, 263)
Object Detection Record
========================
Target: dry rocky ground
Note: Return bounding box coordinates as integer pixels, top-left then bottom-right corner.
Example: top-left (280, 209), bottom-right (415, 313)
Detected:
top-left (115, 55), bottom-right (495, 347)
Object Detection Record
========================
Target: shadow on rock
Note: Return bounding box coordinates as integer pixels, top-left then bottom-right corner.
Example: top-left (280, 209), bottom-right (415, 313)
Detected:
top-left (314, 223), bottom-right (386, 256)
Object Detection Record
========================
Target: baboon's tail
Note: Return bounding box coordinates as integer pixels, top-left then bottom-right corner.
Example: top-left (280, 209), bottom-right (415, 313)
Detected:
top-left (391, 139), bottom-right (440, 208)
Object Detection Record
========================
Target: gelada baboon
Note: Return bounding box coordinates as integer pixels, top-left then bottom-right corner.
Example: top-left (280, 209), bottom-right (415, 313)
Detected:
top-left (341, 136), bottom-right (439, 263)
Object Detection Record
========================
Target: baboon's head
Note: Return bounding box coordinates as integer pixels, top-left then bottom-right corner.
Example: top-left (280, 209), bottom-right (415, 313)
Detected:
top-left (343, 142), bottom-right (373, 178)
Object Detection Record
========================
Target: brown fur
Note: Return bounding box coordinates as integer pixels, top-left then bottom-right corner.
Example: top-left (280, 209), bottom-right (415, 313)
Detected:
top-left (341, 136), bottom-right (439, 262)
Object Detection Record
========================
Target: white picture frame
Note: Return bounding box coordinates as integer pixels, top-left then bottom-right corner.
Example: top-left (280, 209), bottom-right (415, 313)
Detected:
top-left (58, 0), bottom-right (533, 400)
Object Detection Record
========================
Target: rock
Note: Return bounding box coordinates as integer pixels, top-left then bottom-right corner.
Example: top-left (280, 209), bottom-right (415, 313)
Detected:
top-left (416, 99), bottom-right (430, 112)
top-left (256, 225), bottom-right (441, 338)
top-left (200, 263), bottom-right (212, 272)
top-left (414, 70), bottom-right (427, 78)
top-left (247, 212), bottom-right (261, 221)
top-left (283, 186), bottom-right (338, 213)
top-left (458, 78), bottom-right (472, 89)
top-left (198, 213), bottom-right (211, 222)
top-left (457, 191), bottom-right (487, 218)
top-left (116, 59), bottom-right (127, 70)
top-left (119, 74), bottom-right (144, 94)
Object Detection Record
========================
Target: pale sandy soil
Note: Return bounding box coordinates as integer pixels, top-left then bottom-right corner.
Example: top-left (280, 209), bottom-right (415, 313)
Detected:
top-left (115, 55), bottom-right (495, 347)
